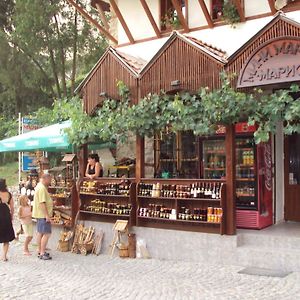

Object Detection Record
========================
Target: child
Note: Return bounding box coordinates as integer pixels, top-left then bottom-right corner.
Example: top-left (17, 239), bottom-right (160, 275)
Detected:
top-left (18, 195), bottom-right (33, 256)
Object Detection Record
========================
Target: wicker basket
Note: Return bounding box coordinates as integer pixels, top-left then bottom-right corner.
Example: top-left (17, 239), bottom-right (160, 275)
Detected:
top-left (58, 240), bottom-right (69, 252)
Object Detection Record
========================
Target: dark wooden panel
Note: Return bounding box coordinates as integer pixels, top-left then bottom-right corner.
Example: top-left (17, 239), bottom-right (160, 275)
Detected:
top-left (82, 52), bottom-right (138, 114)
top-left (140, 38), bottom-right (224, 97)
top-left (285, 185), bottom-right (300, 222)
top-left (225, 125), bottom-right (236, 235)
top-left (284, 135), bottom-right (300, 222)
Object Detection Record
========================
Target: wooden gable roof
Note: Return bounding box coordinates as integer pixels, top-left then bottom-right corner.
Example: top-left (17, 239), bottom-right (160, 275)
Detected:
top-left (139, 31), bottom-right (227, 97)
top-left (76, 46), bottom-right (146, 113)
top-left (226, 12), bottom-right (300, 82)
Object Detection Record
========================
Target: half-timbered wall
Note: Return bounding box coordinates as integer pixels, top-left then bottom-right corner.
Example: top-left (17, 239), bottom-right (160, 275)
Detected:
top-left (140, 37), bottom-right (225, 97)
top-left (81, 52), bottom-right (138, 114)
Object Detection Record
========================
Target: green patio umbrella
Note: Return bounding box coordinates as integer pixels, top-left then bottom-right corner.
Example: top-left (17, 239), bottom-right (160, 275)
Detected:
top-left (0, 121), bottom-right (114, 153)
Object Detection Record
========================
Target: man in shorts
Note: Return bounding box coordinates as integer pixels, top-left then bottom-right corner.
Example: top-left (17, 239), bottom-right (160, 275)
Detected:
top-left (32, 173), bottom-right (53, 260)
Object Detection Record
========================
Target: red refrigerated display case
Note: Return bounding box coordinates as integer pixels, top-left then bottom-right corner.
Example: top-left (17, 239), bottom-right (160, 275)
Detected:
top-left (202, 123), bottom-right (273, 229)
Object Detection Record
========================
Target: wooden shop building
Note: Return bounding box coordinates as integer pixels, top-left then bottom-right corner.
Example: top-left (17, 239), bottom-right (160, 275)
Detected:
top-left (73, 10), bottom-right (300, 238)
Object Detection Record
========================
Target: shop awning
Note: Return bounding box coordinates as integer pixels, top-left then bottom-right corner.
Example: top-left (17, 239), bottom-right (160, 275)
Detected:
top-left (0, 121), bottom-right (115, 153)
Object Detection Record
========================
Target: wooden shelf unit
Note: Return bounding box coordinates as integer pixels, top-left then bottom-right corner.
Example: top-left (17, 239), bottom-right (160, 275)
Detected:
top-left (136, 178), bottom-right (226, 234)
top-left (48, 183), bottom-right (78, 227)
top-left (78, 178), bottom-right (136, 225)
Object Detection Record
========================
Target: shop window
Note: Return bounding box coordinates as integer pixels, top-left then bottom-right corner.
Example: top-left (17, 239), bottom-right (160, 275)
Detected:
top-left (160, 0), bottom-right (187, 31)
top-left (154, 130), bottom-right (200, 178)
top-left (211, 0), bottom-right (224, 20)
top-left (211, 0), bottom-right (244, 21)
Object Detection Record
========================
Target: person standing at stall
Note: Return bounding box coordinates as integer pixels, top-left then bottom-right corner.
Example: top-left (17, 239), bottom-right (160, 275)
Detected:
top-left (32, 174), bottom-right (53, 260)
top-left (85, 153), bottom-right (103, 179)
top-left (0, 179), bottom-right (15, 261)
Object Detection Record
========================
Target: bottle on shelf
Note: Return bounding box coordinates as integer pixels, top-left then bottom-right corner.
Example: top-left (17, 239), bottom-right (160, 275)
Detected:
top-left (212, 183), bottom-right (216, 199)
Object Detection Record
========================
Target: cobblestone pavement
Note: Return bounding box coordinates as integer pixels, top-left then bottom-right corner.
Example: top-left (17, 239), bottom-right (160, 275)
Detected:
top-left (0, 241), bottom-right (299, 300)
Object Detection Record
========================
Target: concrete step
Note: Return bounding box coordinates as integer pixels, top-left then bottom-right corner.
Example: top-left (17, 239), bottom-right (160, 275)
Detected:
top-left (234, 245), bottom-right (300, 272)
top-left (237, 232), bottom-right (300, 250)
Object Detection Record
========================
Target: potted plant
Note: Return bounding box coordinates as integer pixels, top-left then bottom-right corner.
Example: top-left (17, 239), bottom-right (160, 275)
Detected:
top-left (161, 9), bottom-right (181, 31)
top-left (222, 0), bottom-right (240, 26)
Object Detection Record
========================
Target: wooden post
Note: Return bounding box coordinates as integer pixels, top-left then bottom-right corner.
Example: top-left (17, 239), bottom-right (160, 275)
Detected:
top-left (267, 0), bottom-right (277, 14)
top-left (95, 3), bottom-right (110, 30)
top-left (136, 136), bottom-right (145, 181)
top-left (197, 0), bottom-right (214, 28)
top-left (109, 0), bottom-right (135, 44)
top-left (233, 0), bottom-right (245, 22)
top-left (140, 0), bottom-right (161, 38)
top-left (225, 125), bottom-right (236, 235)
top-left (78, 144), bottom-right (88, 178)
top-left (170, 0), bottom-right (189, 32)
top-left (66, 0), bottom-right (118, 44)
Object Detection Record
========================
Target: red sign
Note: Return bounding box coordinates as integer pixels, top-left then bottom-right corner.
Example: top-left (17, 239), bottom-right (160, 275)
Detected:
top-left (237, 38), bottom-right (300, 88)
top-left (215, 123), bottom-right (256, 135)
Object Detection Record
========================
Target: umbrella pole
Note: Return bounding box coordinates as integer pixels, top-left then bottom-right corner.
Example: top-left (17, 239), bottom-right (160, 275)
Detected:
top-left (18, 113), bottom-right (22, 183)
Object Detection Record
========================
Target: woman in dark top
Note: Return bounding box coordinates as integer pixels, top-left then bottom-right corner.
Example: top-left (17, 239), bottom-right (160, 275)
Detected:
top-left (85, 154), bottom-right (103, 179)
top-left (0, 179), bottom-right (15, 261)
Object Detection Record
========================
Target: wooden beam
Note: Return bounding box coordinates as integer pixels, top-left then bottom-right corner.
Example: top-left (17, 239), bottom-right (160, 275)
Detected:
top-left (197, 0), bottom-right (213, 28)
top-left (233, 0), bottom-right (245, 22)
top-left (95, 3), bottom-right (110, 30)
top-left (140, 0), bottom-right (161, 38)
top-left (109, 0), bottom-right (135, 44)
top-left (171, 0), bottom-right (189, 32)
top-left (78, 144), bottom-right (88, 178)
top-left (66, 0), bottom-right (117, 44)
top-left (268, 0), bottom-right (277, 14)
top-left (225, 125), bottom-right (236, 235)
top-left (136, 136), bottom-right (145, 181)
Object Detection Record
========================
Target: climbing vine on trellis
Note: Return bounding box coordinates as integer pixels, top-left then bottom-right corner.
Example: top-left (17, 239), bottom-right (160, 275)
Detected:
top-left (35, 74), bottom-right (300, 146)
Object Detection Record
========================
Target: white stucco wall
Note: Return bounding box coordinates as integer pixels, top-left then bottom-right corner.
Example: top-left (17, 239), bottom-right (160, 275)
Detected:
top-left (118, 10), bottom-right (300, 61)
top-left (117, 0), bottom-right (160, 44)
top-left (188, 0), bottom-right (209, 28)
top-left (244, 0), bottom-right (270, 17)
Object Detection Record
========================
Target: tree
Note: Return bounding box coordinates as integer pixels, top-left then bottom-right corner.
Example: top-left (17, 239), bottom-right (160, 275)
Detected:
top-left (0, 0), bottom-right (108, 119)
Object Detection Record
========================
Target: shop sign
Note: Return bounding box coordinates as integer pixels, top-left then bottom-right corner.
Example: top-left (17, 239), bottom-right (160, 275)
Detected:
top-left (215, 123), bottom-right (256, 135)
top-left (22, 118), bottom-right (40, 171)
top-left (237, 38), bottom-right (300, 88)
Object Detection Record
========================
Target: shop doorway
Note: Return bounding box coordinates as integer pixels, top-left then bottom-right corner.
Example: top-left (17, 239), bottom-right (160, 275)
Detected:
top-left (284, 133), bottom-right (300, 221)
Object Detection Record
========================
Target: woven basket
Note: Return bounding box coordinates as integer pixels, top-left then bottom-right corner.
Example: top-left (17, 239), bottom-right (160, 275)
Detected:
top-left (58, 240), bottom-right (69, 252)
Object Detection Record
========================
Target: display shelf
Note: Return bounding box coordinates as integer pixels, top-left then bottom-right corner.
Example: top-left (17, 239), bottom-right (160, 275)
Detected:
top-left (204, 168), bottom-right (226, 171)
top-left (80, 192), bottom-right (130, 198)
top-left (236, 178), bottom-right (255, 182)
top-left (138, 215), bottom-right (220, 225)
top-left (204, 151), bottom-right (225, 155)
top-left (49, 186), bottom-right (71, 189)
top-left (138, 195), bottom-right (221, 202)
top-left (79, 210), bottom-right (130, 218)
top-left (137, 179), bottom-right (226, 234)
top-left (78, 178), bottom-right (136, 226)
top-left (236, 193), bottom-right (255, 197)
top-left (236, 147), bottom-right (253, 151)
top-left (236, 165), bottom-right (254, 169)
top-left (181, 158), bottom-right (199, 162)
top-left (160, 158), bottom-right (176, 162)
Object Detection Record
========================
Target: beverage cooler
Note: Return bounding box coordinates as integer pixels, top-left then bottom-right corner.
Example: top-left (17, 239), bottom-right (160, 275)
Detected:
top-left (202, 123), bottom-right (273, 229)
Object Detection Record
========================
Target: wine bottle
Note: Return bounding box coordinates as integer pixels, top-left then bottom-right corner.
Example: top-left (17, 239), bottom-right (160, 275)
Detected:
top-left (207, 183), bottom-right (212, 199)
top-left (193, 184), bottom-right (198, 198)
top-left (212, 183), bottom-right (216, 199)
top-left (204, 184), bottom-right (209, 199)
